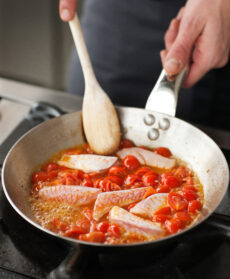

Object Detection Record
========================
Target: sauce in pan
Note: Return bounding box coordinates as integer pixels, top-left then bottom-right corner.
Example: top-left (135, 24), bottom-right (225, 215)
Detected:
top-left (30, 139), bottom-right (204, 244)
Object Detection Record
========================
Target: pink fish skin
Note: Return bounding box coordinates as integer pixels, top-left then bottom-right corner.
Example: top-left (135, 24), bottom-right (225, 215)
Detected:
top-left (109, 206), bottom-right (163, 237)
top-left (130, 193), bottom-right (168, 218)
top-left (58, 154), bottom-right (117, 173)
top-left (39, 185), bottom-right (101, 205)
top-left (116, 147), bottom-right (176, 169)
top-left (93, 187), bottom-right (150, 221)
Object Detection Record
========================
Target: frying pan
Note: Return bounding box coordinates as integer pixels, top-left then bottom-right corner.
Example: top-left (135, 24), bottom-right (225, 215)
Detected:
top-left (1, 70), bottom-right (230, 276)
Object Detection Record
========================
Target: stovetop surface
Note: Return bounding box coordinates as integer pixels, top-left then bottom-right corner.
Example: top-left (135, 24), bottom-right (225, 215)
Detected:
top-left (0, 84), bottom-right (230, 279)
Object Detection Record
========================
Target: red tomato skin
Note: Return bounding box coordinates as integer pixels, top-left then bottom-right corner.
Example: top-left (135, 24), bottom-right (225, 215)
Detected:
top-left (188, 200), bottom-right (202, 213)
top-left (108, 166), bottom-right (127, 177)
top-left (119, 139), bottom-right (135, 149)
top-left (154, 206), bottom-right (172, 215)
top-left (78, 232), bottom-right (106, 243)
top-left (108, 224), bottom-right (120, 238)
top-left (135, 166), bottom-right (152, 176)
top-left (152, 214), bottom-right (169, 223)
top-left (161, 173), bottom-right (181, 188)
top-left (43, 163), bottom-right (59, 172)
top-left (142, 172), bottom-right (159, 187)
top-left (82, 178), bottom-right (94, 187)
top-left (124, 174), bottom-right (142, 187)
top-left (155, 147), bottom-right (172, 158)
top-left (182, 185), bottom-right (197, 192)
top-left (122, 155), bottom-right (140, 170)
top-left (173, 166), bottom-right (192, 179)
top-left (168, 192), bottom-right (188, 211)
top-left (182, 189), bottom-right (198, 201)
top-left (97, 221), bottom-right (109, 233)
top-left (156, 185), bottom-right (171, 193)
top-left (106, 176), bottom-right (123, 186)
top-left (31, 171), bottom-right (48, 184)
top-left (165, 218), bottom-right (185, 234)
top-left (63, 226), bottom-right (88, 238)
top-left (173, 212), bottom-right (191, 223)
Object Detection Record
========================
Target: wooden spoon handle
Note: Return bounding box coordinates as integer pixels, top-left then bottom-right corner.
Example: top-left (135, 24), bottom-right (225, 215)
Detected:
top-left (69, 14), bottom-right (97, 90)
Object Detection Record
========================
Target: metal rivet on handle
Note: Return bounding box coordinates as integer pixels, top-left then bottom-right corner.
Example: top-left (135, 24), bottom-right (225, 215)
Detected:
top-left (144, 114), bottom-right (155, 126)
top-left (159, 118), bottom-right (170, 130)
top-left (147, 128), bottom-right (159, 141)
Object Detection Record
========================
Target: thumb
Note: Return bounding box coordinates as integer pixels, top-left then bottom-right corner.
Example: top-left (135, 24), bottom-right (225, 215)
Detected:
top-left (164, 22), bottom-right (202, 76)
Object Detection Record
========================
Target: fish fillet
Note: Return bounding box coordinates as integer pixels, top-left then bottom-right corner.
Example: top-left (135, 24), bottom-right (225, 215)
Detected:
top-left (58, 154), bottom-right (117, 173)
top-left (39, 185), bottom-right (101, 205)
top-left (130, 193), bottom-right (168, 218)
top-left (93, 187), bottom-right (150, 221)
top-left (117, 147), bottom-right (175, 169)
top-left (109, 206), bottom-right (163, 237)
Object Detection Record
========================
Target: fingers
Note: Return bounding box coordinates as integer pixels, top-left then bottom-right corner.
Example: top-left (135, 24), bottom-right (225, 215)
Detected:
top-left (164, 19), bottom-right (180, 50)
top-left (59, 0), bottom-right (77, 21)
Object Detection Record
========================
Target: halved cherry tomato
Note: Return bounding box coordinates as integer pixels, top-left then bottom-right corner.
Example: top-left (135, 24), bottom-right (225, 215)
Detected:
top-left (142, 171), bottom-right (159, 187)
top-left (154, 206), bottom-right (171, 215)
top-left (122, 155), bottom-right (140, 170)
top-left (135, 166), bottom-right (152, 176)
top-left (108, 224), bottom-right (120, 238)
top-left (156, 184), bottom-right (171, 193)
top-left (63, 226), bottom-right (88, 238)
top-left (124, 174), bottom-right (142, 187)
top-left (31, 171), bottom-right (49, 184)
top-left (161, 173), bottom-right (181, 188)
top-left (152, 214), bottom-right (169, 223)
top-left (182, 189), bottom-right (198, 201)
top-left (155, 147), bottom-right (171, 157)
top-left (188, 200), bottom-right (202, 213)
top-left (173, 166), bottom-right (192, 179)
top-left (173, 212), bottom-right (191, 223)
top-left (78, 232), bottom-right (106, 243)
top-left (108, 166), bottom-right (127, 177)
top-left (97, 221), bottom-right (109, 233)
top-left (82, 178), bottom-right (94, 187)
top-left (142, 187), bottom-right (156, 199)
top-left (168, 192), bottom-right (188, 211)
top-left (165, 218), bottom-right (185, 234)
top-left (182, 185), bottom-right (197, 192)
top-left (94, 178), bottom-right (120, 191)
top-left (106, 176), bottom-right (123, 186)
top-left (119, 139), bottom-right (135, 149)
top-left (59, 172), bottom-right (80, 185)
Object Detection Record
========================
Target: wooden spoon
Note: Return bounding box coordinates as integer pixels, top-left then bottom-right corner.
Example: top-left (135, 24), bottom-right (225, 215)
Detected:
top-left (69, 15), bottom-right (121, 155)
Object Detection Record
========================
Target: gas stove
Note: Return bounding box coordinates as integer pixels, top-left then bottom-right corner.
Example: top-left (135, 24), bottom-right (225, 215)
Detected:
top-left (0, 78), bottom-right (230, 279)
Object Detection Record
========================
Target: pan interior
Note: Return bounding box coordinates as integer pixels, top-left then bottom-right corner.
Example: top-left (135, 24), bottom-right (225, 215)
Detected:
top-left (2, 107), bottom-right (229, 242)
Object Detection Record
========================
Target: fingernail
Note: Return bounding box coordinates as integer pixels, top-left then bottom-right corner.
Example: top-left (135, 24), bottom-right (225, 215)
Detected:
top-left (165, 58), bottom-right (181, 74)
top-left (61, 9), bottom-right (70, 21)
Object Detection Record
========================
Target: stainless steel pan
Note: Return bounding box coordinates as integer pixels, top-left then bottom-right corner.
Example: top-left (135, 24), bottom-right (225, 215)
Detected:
top-left (1, 70), bottom-right (230, 275)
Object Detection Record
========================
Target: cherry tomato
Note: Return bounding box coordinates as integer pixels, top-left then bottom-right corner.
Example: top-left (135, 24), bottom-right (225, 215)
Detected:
top-left (182, 189), bottom-right (198, 201)
top-left (142, 171), bottom-right (159, 187)
top-left (108, 166), bottom-right (127, 177)
top-left (168, 192), bottom-right (188, 211)
top-left (108, 224), bottom-right (120, 238)
top-left (94, 178), bottom-right (120, 191)
top-left (51, 219), bottom-right (69, 232)
top-left (155, 147), bottom-right (171, 157)
top-left (106, 176), bottom-right (123, 186)
top-left (188, 200), bottom-right (202, 213)
top-left (161, 173), bottom-right (181, 188)
top-left (82, 178), bottom-right (94, 187)
top-left (43, 163), bottom-right (59, 172)
top-left (119, 139), bottom-right (135, 149)
top-left (152, 214), bottom-right (169, 223)
top-left (78, 232), bottom-right (106, 243)
top-left (173, 166), bottom-right (192, 179)
top-left (122, 155), bottom-right (140, 170)
top-left (173, 212), bottom-right (191, 223)
top-left (124, 174), bottom-right (142, 187)
top-left (165, 218), bottom-right (185, 234)
top-left (156, 185), bottom-right (171, 193)
top-left (31, 171), bottom-right (49, 184)
top-left (97, 221), bottom-right (109, 233)
top-left (142, 187), bottom-right (156, 199)
top-left (154, 206), bottom-right (172, 215)
top-left (59, 172), bottom-right (80, 185)
top-left (63, 226), bottom-right (88, 238)
top-left (135, 166), bottom-right (152, 176)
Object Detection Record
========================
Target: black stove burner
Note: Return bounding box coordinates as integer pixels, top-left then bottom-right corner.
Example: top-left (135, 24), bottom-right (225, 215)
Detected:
top-left (0, 104), bottom-right (230, 279)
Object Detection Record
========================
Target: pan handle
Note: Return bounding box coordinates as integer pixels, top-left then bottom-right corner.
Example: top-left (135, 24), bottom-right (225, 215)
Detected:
top-left (204, 212), bottom-right (230, 238)
top-left (145, 68), bottom-right (187, 117)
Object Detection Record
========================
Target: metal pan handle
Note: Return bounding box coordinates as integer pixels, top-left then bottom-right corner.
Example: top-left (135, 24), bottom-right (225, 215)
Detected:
top-left (145, 68), bottom-right (187, 117)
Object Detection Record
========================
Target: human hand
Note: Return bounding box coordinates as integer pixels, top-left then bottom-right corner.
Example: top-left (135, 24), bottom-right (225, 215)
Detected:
top-left (161, 0), bottom-right (230, 88)
top-left (59, 0), bottom-right (77, 21)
